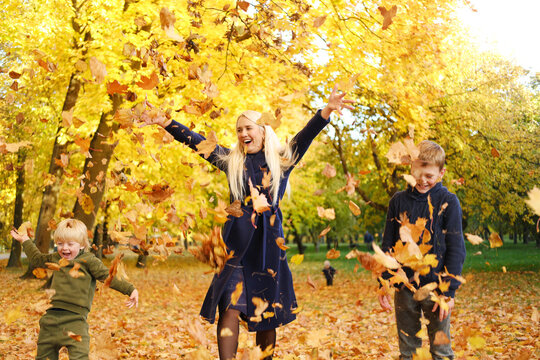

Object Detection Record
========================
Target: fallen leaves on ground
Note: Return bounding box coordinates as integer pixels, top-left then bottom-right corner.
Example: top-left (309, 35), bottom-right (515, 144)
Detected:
top-left (1, 255), bottom-right (538, 359)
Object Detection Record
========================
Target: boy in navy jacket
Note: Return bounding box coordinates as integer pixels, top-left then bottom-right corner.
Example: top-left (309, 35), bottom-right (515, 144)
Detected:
top-left (378, 140), bottom-right (466, 360)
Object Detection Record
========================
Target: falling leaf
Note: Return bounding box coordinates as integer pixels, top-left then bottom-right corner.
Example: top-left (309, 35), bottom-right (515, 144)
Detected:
top-left (259, 112), bottom-right (281, 130)
top-left (225, 200), bottom-right (243, 217)
top-left (252, 297), bottom-right (269, 316)
top-left (491, 147), bottom-right (500, 158)
top-left (136, 72), bottom-right (159, 90)
top-left (488, 232), bottom-right (503, 248)
top-left (230, 282), bottom-right (243, 305)
top-left (89, 57), bottom-right (106, 83)
top-left (438, 202), bottom-right (448, 216)
top-left (317, 206), bottom-right (335, 220)
top-left (313, 15), bottom-right (327, 28)
top-left (195, 131), bottom-right (218, 159)
top-left (237, 1), bottom-right (250, 11)
top-left (524, 186), bottom-right (540, 216)
top-left (372, 243), bottom-right (400, 269)
top-left (9, 71), bottom-right (21, 79)
top-left (318, 226), bottom-right (331, 238)
top-left (45, 262), bottom-right (61, 271)
top-left (190, 227), bottom-right (234, 274)
top-left (17, 221), bottom-right (34, 238)
top-left (107, 80), bottom-right (128, 95)
top-left (348, 201), bottom-right (361, 216)
top-left (220, 327), bottom-right (233, 337)
top-left (104, 253), bottom-right (124, 287)
top-left (32, 268), bottom-right (48, 279)
top-left (160, 7), bottom-right (184, 42)
top-left (502, 266), bottom-right (507, 273)
top-left (465, 233), bottom-right (484, 245)
top-left (326, 248), bottom-right (340, 259)
top-left (307, 275), bottom-right (317, 289)
top-left (290, 254), bottom-right (304, 265)
top-left (248, 179), bottom-right (271, 214)
top-left (262, 171), bottom-right (272, 189)
top-left (275, 237), bottom-right (289, 250)
top-left (143, 184), bottom-right (174, 203)
top-left (69, 262), bottom-right (85, 278)
top-left (386, 139), bottom-right (418, 165)
top-left (378, 5), bottom-right (398, 30)
top-left (322, 163), bottom-right (336, 178)
top-left (67, 331), bottom-right (82, 342)
top-left (413, 282), bottom-right (438, 301)
top-left (402, 174), bottom-right (417, 187)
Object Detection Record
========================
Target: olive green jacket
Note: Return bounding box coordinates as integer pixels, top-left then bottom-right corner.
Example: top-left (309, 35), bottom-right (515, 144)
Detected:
top-left (22, 240), bottom-right (135, 316)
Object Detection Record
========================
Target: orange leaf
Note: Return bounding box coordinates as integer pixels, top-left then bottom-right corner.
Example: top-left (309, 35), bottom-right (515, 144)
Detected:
top-left (275, 237), bottom-right (289, 250)
top-left (313, 15), bottom-right (327, 28)
top-left (89, 57), bottom-right (106, 83)
top-left (230, 282), bottom-right (243, 305)
top-left (491, 147), bottom-right (500, 158)
top-left (104, 253), bottom-right (124, 287)
top-left (136, 72), bottom-right (159, 90)
top-left (67, 331), bottom-right (82, 342)
top-left (32, 268), bottom-right (48, 279)
top-left (45, 262), bottom-right (61, 271)
top-left (488, 232), bottom-right (503, 248)
top-left (326, 248), bottom-right (340, 259)
top-left (318, 226), bottom-right (331, 238)
top-left (348, 201), bottom-right (361, 216)
top-left (69, 262), bottom-right (85, 278)
top-left (107, 80), bottom-right (128, 95)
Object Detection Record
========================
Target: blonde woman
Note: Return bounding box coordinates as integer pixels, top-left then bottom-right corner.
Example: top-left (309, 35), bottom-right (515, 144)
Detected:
top-left (145, 86), bottom-right (353, 359)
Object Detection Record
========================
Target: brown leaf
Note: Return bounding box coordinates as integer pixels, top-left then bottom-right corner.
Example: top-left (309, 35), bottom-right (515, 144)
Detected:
top-left (195, 131), bottom-right (218, 159)
top-left (322, 163), bottom-right (336, 178)
top-left (67, 331), bottom-right (82, 342)
top-left (143, 184), bottom-right (174, 203)
top-left (491, 147), bottom-right (500, 158)
top-left (104, 253), bottom-right (124, 287)
top-left (249, 179), bottom-right (271, 214)
top-left (9, 71), bottom-right (21, 79)
top-left (378, 5), bottom-right (398, 30)
top-left (237, 1), bottom-right (250, 11)
top-left (313, 15), bottom-right (327, 28)
top-left (307, 275), bottom-right (317, 289)
top-left (413, 282), bottom-right (438, 301)
top-left (89, 57), bottom-right (106, 83)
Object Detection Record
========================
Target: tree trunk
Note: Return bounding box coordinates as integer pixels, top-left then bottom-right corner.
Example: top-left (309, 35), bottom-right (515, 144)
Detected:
top-left (136, 254), bottom-right (147, 268)
top-left (22, 75), bottom-right (81, 279)
top-left (72, 94), bottom-right (122, 230)
top-left (91, 223), bottom-right (103, 259)
top-left (7, 150), bottom-right (26, 268)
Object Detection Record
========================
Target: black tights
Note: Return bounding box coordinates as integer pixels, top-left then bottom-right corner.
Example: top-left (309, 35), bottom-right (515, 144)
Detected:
top-left (217, 309), bottom-right (276, 360)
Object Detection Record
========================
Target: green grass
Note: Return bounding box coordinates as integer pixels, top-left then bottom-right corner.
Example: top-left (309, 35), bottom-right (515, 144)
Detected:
top-left (284, 240), bottom-right (540, 273)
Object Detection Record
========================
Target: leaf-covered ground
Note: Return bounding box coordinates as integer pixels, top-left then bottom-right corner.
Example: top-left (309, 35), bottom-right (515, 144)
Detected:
top-left (1, 256), bottom-right (538, 359)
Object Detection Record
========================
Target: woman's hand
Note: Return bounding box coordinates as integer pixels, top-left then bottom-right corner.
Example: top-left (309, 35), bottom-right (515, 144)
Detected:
top-left (321, 85), bottom-right (356, 119)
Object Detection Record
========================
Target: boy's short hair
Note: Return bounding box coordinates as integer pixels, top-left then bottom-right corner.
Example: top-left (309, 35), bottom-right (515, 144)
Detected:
top-left (324, 260), bottom-right (330, 267)
top-left (417, 140), bottom-right (445, 169)
top-left (54, 219), bottom-right (90, 249)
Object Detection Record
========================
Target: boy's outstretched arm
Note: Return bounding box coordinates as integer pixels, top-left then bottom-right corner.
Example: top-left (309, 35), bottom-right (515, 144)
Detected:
top-left (126, 289), bottom-right (139, 308)
top-left (10, 228), bottom-right (29, 243)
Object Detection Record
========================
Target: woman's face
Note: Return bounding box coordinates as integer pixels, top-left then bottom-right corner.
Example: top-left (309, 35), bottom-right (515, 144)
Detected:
top-left (237, 116), bottom-right (264, 154)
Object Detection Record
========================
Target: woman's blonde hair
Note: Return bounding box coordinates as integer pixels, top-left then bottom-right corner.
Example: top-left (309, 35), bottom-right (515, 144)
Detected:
top-left (221, 111), bottom-right (296, 205)
top-left (54, 218), bottom-right (90, 249)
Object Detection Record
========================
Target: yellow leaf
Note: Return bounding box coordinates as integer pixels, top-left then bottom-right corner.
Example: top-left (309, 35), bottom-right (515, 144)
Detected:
top-left (230, 282), bottom-right (243, 306)
top-left (4, 307), bottom-right (23, 325)
top-left (252, 297), bottom-right (269, 316)
top-left (290, 254), bottom-right (304, 265)
top-left (412, 347), bottom-right (431, 360)
top-left (372, 243), bottom-right (400, 269)
top-left (402, 174), bottom-right (417, 187)
top-left (220, 327), bottom-right (233, 337)
top-left (195, 131), bottom-right (218, 159)
top-left (468, 335), bottom-right (486, 350)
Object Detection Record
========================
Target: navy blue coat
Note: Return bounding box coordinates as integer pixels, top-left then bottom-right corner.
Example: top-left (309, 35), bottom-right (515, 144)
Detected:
top-left (381, 182), bottom-right (466, 298)
top-left (165, 110), bottom-right (329, 331)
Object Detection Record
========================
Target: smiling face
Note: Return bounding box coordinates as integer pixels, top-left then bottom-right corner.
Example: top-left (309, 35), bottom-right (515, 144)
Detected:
top-left (236, 116), bottom-right (264, 154)
top-left (411, 160), bottom-right (445, 193)
top-left (56, 240), bottom-right (83, 260)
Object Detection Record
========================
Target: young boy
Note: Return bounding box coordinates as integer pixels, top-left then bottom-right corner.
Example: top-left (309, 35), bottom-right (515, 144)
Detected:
top-left (322, 260), bottom-right (337, 286)
top-left (11, 218), bottom-right (138, 360)
top-left (378, 140), bottom-right (466, 360)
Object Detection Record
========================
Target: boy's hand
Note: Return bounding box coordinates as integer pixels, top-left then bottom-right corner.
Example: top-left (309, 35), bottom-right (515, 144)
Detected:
top-left (10, 228), bottom-right (29, 243)
top-left (378, 294), bottom-right (393, 311)
top-left (126, 289), bottom-right (139, 308)
top-left (321, 85), bottom-right (355, 119)
top-left (432, 297), bottom-right (454, 321)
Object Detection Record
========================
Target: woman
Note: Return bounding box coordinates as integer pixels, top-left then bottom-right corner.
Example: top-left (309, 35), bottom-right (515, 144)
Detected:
top-left (145, 86), bottom-right (353, 359)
